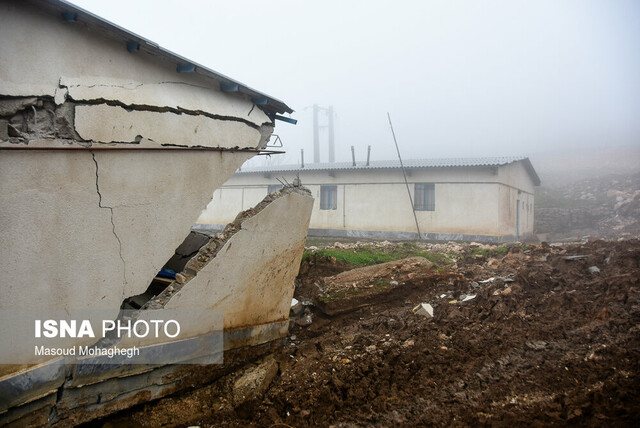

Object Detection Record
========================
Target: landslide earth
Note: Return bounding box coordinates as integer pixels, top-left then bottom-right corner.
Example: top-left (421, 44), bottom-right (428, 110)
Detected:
top-left (91, 239), bottom-right (640, 427)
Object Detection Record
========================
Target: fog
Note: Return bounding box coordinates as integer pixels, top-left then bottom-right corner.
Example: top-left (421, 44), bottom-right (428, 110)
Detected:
top-left (71, 0), bottom-right (640, 166)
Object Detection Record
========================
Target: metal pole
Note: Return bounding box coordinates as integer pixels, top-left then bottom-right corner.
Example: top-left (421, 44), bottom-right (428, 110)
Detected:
top-left (328, 106), bottom-right (335, 163)
top-left (387, 112), bottom-right (422, 240)
top-left (313, 104), bottom-right (320, 163)
top-left (366, 145), bottom-right (371, 166)
top-left (351, 145), bottom-right (356, 166)
top-left (301, 149), bottom-right (305, 168)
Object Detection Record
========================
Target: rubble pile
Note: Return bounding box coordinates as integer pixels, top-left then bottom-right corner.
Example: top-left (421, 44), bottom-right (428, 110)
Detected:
top-left (102, 239), bottom-right (640, 427)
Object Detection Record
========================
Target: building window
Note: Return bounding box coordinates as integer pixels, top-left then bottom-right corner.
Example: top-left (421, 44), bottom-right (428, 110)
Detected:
top-left (414, 183), bottom-right (435, 211)
top-left (267, 184), bottom-right (283, 194)
top-left (320, 185), bottom-right (337, 210)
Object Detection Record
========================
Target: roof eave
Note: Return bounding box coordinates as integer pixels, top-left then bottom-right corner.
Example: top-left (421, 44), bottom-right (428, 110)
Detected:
top-left (34, 0), bottom-right (293, 116)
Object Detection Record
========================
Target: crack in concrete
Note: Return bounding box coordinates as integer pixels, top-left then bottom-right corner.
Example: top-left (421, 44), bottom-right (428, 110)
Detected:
top-left (91, 151), bottom-right (127, 289)
top-left (74, 98), bottom-right (265, 130)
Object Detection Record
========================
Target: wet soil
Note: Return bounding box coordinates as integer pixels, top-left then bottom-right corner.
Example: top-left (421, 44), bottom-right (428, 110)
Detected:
top-left (95, 239), bottom-right (640, 427)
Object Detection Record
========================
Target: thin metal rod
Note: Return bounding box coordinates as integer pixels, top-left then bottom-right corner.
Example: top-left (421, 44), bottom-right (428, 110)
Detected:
top-left (387, 112), bottom-right (421, 240)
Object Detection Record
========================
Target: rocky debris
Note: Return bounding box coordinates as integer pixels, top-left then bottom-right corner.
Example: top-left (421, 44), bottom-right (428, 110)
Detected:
top-left (98, 238), bottom-right (640, 427)
top-left (232, 356), bottom-right (279, 406)
top-left (0, 96), bottom-right (80, 143)
top-left (295, 313), bottom-right (313, 327)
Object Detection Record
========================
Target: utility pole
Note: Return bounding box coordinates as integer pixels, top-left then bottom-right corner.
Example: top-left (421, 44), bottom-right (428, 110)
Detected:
top-left (388, 112), bottom-right (422, 240)
top-left (311, 104), bottom-right (335, 164)
top-left (313, 104), bottom-right (320, 163)
top-left (328, 106), bottom-right (335, 163)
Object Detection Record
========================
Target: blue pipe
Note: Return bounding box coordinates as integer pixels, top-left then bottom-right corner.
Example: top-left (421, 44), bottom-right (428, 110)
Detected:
top-left (176, 63), bottom-right (196, 73)
top-left (126, 41), bottom-right (140, 52)
top-left (220, 82), bottom-right (239, 92)
top-left (61, 11), bottom-right (77, 22)
top-left (273, 115), bottom-right (297, 125)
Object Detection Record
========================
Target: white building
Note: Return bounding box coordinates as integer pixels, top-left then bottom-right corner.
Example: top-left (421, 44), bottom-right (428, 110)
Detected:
top-left (198, 157), bottom-right (541, 242)
top-left (0, 0), bottom-right (312, 424)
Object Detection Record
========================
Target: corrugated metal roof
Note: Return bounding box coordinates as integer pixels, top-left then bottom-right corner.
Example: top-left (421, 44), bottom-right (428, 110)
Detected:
top-left (31, 0), bottom-right (293, 116)
top-left (238, 157), bottom-right (541, 185)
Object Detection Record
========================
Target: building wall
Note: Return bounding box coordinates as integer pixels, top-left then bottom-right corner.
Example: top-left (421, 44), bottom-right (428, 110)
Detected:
top-left (198, 161), bottom-right (537, 241)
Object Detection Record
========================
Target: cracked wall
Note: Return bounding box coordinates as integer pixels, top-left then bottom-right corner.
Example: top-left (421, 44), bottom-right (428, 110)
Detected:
top-left (0, 3), bottom-right (309, 423)
top-left (0, 0), bottom-right (274, 359)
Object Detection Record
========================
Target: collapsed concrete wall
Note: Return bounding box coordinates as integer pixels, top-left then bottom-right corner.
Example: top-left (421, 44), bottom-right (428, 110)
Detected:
top-left (0, 186), bottom-right (314, 427)
top-left (0, 0), bottom-right (274, 354)
top-left (0, 1), bottom-right (308, 426)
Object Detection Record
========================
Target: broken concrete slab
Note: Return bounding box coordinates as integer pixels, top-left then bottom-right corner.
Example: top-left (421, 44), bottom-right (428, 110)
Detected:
top-left (413, 303), bottom-right (434, 318)
top-left (163, 231), bottom-right (211, 273)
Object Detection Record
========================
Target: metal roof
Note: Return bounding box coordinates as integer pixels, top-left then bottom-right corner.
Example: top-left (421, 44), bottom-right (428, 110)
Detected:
top-left (238, 156), bottom-right (541, 185)
top-left (30, 0), bottom-right (293, 117)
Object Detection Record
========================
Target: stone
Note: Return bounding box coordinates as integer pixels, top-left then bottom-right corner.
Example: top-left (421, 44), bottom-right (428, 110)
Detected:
top-left (402, 339), bottom-right (415, 348)
top-left (290, 301), bottom-right (304, 317)
top-left (232, 356), bottom-right (279, 406)
top-left (588, 266), bottom-right (600, 274)
top-left (295, 314), bottom-right (312, 327)
top-left (413, 303), bottom-right (434, 318)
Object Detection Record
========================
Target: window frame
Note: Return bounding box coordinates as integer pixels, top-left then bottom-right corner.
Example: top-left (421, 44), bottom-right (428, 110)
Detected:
top-left (414, 183), bottom-right (435, 211)
top-left (320, 185), bottom-right (338, 210)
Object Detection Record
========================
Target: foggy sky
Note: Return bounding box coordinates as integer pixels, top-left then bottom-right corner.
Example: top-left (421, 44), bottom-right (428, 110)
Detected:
top-left (71, 0), bottom-right (640, 166)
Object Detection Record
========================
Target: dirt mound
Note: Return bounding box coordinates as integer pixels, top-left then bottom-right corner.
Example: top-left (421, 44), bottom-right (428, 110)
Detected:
top-left (94, 239), bottom-right (640, 427)
top-left (314, 257), bottom-right (434, 316)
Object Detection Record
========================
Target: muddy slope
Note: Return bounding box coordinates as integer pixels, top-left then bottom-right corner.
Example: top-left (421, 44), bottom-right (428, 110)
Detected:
top-left (93, 239), bottom-right (640, 427)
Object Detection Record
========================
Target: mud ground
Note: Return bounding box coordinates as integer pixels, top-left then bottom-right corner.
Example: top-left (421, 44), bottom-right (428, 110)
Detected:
top-left (94, 239), bottom-right (640, 427)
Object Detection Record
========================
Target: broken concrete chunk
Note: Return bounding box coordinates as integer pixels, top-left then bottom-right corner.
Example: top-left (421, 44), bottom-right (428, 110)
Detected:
top-left (0, 97), bottom-right (38, 116)
top-left (290, 300), bottom-right (304, 317)
top-left (232, 356), bottom-right (278, 406)
top-left (54, 86), bottom-right (68, 105)
top-left (563, 255), bottom-right (588, 261)
top-left (295, 314), bottom-right (313, 327)
top-left (0, 119), bottom-right (8, 140)
top-left (54, 102), bottom-right (78, 139)
top-left (7, 123), bottom-right (23, 137)
top-left (412, 303), bottom-right (434, 318)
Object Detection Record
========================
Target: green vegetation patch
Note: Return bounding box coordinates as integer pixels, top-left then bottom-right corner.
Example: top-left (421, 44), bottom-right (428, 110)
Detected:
top-left (304, 243), bottom-right (453, 267)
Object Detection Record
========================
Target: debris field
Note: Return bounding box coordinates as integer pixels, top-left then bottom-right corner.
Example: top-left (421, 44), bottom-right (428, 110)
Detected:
top-left (94, 238), bottom-right (640, 427)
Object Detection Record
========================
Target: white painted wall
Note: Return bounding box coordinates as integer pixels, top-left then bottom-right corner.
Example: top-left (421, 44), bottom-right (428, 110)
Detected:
top-left (198, 161), bottom-right (537, 240)
top-left (0, 1), bottom-right (270, 130)
top-left (0, 1), bottom-right (299, 368)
